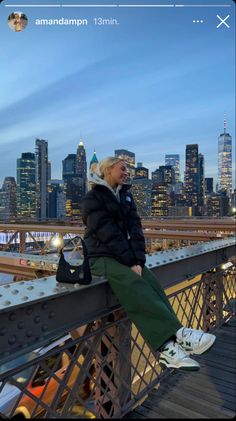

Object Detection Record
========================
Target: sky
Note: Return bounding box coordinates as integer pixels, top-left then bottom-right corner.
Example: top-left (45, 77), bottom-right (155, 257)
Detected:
top-left (0, 0), bottom-right (235, 189)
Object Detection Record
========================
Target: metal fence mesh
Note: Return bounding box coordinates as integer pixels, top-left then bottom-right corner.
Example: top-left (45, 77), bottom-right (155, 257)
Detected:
top-left (0, 265), bottom-right (235, 419)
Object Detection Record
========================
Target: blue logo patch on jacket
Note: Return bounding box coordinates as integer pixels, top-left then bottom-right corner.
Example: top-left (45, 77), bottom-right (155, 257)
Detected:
top-left (126, 195), bottom-right (132, 202)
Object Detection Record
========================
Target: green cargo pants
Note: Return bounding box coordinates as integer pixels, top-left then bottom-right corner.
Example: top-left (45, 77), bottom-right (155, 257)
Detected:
top-left (89, 256), bottom-right (182, 351)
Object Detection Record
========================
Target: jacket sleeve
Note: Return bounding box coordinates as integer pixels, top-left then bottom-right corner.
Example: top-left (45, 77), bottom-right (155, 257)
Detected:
top-left (82, 192), bottom-right (137, 267)
top-left (127, 196), bottom-right (146, 267)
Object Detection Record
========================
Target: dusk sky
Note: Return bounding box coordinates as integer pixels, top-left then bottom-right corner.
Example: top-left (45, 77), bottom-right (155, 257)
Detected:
top-left (0, 0), bottom-right (235, 188)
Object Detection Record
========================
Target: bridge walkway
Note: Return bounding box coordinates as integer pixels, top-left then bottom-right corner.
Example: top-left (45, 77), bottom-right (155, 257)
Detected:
top-left (127, 316), bottom-right (236, 419)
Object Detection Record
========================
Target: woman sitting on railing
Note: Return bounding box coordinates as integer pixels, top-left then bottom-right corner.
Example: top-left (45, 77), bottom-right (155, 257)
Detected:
top-left (82, 157), bottom-right (216, 371)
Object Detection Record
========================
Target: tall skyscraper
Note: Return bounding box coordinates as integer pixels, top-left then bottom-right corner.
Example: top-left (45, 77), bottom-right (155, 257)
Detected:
top-left (198, 153), bottom-right (205, 208)
top-left (48, 180), bottom-right (66, 220)
top-left (35, 139), bottom-right (49, 220)
top-left (132, 178), bottom-right (152, 216)
top-left (218, 117), bottom-right (232, 197)
top-left (184, 144), bottom-right (199, 215)
top-left (151, 183), bottom-right (170, 216)
top-left (0, 177), bottom-right (17, 221)
top-left (16, 152), bottom-right (36, 219)
top-left (165, 154), bottom-right (180, 182)
top-left (62, 154), bottom-right (76, 218)
top-left (115, 149), bottom-right (135, 180)
top-left (75, 140), bottom-right (87, 217)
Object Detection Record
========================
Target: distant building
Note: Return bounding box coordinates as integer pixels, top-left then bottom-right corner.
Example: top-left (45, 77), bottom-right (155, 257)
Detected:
top-left (48, 180), bottom-right (66, 220)
top-left (171, 181), bottom-right (184, 195)
top-left (231, 189), bottom-right (236, 211)
top-left (198, 153), bottom-right (205, 210)
top-left (165, 154), bottom-right (180, 182)
top-left (75, 140), bottom-right (87, 218)
top-left (168, 206), bottom-right (192, 217)
top-left (0, 177), bottom-right (17, 222)
top-left (16, 152), bottom-right (36, 219)
top-left (90, 150), bottom-right (99, 170)
top-left (218, 117), bottom-right (232, 197)
top-left (134, 163), bottom-right (149, 179)
top-left (62, 153), bottom-right (76, 218)
top-left (152, 165), bottom-right (175, 186)
top-left (131, 178), bottom-right (152, 216)
top-left (205, 178), bottom-right (214, 195)
top-left (184, 144), bottom-right (199, 215)
top-left (35, 139), bottom-right (49, 220)
top-left (115, 149), bottom-right (135, 180)
top-left (151, 183), bottom-right (171, 217)
top-left (206, 192), bottom-right (229, 217)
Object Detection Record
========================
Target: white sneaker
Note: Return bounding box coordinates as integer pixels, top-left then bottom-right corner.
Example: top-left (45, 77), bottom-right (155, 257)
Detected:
top-left (176, 327), bottom-right (216, 355)
top-left (159, 341), bottom-right (200, 371)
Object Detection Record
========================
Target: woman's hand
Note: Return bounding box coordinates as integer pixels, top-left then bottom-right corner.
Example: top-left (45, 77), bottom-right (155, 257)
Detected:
top-left (131, 265), bottom-right (142, 276)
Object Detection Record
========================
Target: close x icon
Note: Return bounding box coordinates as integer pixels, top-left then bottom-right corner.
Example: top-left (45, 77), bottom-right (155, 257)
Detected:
top-left (216, 15), bottom-right (230, 29)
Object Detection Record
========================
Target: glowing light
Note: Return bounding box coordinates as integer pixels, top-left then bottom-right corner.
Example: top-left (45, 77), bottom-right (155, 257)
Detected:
top-left (51, 236), bottom-right (64, 248)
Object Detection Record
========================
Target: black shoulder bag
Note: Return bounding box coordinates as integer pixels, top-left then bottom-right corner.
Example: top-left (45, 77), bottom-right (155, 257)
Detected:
top-left (56, 236), bottom-right (92, 285)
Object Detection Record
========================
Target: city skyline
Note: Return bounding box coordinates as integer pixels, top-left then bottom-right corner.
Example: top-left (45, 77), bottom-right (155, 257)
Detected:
top-left (0, 129), bottom-right (233, 191)
top-left (0, 0), bottom-right (235, 187)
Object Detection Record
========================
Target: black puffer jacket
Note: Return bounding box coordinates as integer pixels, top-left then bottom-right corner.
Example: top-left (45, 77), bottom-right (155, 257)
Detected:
top-left (82, 184), bottom-right (146, 267)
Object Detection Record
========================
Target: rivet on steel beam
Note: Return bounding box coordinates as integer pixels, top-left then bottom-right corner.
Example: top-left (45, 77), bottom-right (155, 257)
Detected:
top-left (49, 312), bottom-right (55, 319)
top-left (156, 262), bottom-right (160, 265)
top-left (18, 321), bottom-right (24, 329)
top-left (27, 286), bottom-right (34, 291)
top-left (4, 301), bottom-right (11, 306)
top-left (8, 335), bottom-right (16, 345)
top-left (11, 289), bottom-right (19, 295)
top-left (53, 288), bottom-right (60, 292)
top-left (21, 296), bottom-right (29, 301)
top-left (38, 292), bottom-right (45, 296)
top-left (19, 282), bottom-right (25, 285)
top-left (34, 316), bottom-right (40, 324)
top-left (26, 307), bottom-right (33, 315)
top-left (0, 328), bottom-right (7, 336)
top-left (9, 312), bottom-right (16, 321)
top-left (42, 325), bottom-right (48, 332)
top-left (42, 303), bottom-right (47, 310)
top-left (3, 284), bottom-right (10, 289)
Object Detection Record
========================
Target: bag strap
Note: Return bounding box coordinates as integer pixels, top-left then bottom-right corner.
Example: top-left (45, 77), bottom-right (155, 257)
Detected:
top-left (59, 235), bottom-right (88, 258)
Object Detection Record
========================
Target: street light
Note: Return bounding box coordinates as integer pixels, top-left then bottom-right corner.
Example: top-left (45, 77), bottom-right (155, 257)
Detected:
top-left (51, 235), bottom-right (64, 250)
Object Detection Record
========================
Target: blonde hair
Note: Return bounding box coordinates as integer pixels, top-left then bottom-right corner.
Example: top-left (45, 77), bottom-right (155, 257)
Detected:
top-left (98, 157), bottom-right (124, 179)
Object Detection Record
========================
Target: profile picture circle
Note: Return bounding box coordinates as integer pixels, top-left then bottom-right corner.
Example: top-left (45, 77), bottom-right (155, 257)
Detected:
top-left (8, 11), bottom-right (28, 32)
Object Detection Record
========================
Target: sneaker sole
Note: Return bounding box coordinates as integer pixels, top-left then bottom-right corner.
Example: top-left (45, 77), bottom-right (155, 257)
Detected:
top-left (159, 362), bottom-right (200, 371)
top-left (179, 336), bottom-right (216, 356)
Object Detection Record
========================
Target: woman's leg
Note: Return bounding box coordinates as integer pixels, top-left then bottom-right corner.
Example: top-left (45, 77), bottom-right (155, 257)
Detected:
top-left (89, 257), bottom-right (182, 352)
top-left (141, 266), bottom-right (176, 315)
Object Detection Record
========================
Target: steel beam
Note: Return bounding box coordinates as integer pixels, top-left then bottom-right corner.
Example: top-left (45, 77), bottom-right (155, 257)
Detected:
top-left (0, 251), bottom-right (60, 278)
top-left (0, 238), bottom-right (235, 365)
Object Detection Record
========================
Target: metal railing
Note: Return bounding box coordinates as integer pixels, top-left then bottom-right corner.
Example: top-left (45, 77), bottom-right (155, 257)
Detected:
top-left (0, 239), bottom-right (235, 419)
